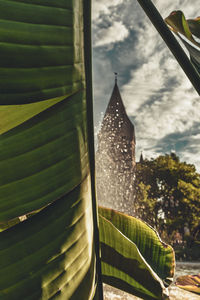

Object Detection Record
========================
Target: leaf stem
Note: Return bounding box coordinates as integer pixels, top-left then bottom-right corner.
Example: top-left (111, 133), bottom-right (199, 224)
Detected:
top-left (83, 0), bottom-right (104, 299)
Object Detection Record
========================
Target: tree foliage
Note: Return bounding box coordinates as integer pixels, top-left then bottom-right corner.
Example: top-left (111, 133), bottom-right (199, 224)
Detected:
top-left (135, 153), bottom-right (200, 237)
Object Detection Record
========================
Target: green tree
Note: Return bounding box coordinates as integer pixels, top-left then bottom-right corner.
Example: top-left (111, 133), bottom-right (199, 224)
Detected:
top-left (135, 153), bottom-right (200, 237)
top-left (134, 179), bottom-right (159, 228)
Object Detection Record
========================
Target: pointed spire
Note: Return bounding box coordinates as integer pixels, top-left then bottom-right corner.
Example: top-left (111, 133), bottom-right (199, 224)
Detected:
top-left (99, 75), bottom-right (136, 145)
top-left (140, 152), bottom-right (144, 163)
top-left (104, 76), bottom-right (126, 117)
top-left (114, 72), bottom-right (118, 84)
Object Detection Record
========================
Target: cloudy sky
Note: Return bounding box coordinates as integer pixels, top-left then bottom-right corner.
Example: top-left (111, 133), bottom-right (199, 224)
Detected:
top-left (92, 0), bottom-right (200, 171)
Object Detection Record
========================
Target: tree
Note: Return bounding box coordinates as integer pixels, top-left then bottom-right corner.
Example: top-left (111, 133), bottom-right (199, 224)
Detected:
top-left (135, 153), bottom-right (200, 237)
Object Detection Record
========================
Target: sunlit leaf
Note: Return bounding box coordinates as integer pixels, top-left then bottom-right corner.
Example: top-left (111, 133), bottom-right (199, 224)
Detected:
top-left (175, 274), bottom-right (200, 294)
top-left (0, 0), bottom-right (98, 298)
top-left (165, 11), bottom-right (200, 73)
top-left (0, 178), bottom-right (96, 300)
top-left (99, 206), bottom-right (175, 300)
top-left (0, 0), bottom-right (177, 299)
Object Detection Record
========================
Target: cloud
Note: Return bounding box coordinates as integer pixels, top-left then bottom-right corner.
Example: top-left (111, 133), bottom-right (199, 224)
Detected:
top-left (153, 127), bottom-right (200, 171)
top-left (92, 0), bottom-right (200, 170)
top-left (154, 0), bottom-right (199, 19)
top-left (94, 21), bottom-right (129, 47)
top-left (120, 1), bottom-right (200, 169)
top-left (134, 88), bottom-right (200, 169)
top-left (92, 0), bottom-right (123, 20)
top-left (180, 133), bottom-right (200, 171)
top-left (92, 1), bottom-right (129, 48)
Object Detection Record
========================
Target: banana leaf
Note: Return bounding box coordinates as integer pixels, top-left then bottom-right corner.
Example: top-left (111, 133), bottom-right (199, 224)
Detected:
top-left (0, 0), bottom-right (175, 299)
top-left (0, 0), bottom-right (100, 299)
top-left (165, 11), bottom-right (200, 74)
top-left (175, 274), bottom-right (200, 295)
top-left (99, 207), bottom-right (175, 300)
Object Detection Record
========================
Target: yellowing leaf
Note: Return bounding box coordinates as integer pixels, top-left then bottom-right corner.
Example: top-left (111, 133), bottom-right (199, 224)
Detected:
top-left (176, 274), bottom-right (200, 294)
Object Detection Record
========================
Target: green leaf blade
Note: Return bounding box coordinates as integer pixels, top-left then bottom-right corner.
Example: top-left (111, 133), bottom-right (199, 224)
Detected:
top-left (0, 91), bottom-right (89, 222)
top-left (99, 206), bottom-right (175, 283)
top-left (0, 176), bottom-right (96, 300)
top-left (99, 212), bottom-right (171, 300)
top-left (165, 11), bottom-right (200, 75)
top-left (0, 0), bottom-right (99, 298)
top-left (0, 0), bottom-right (84, 104)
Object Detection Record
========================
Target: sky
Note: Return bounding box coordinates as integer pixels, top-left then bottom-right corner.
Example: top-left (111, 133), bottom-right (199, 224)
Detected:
top-left (92, 0), bottom-right (200, 171)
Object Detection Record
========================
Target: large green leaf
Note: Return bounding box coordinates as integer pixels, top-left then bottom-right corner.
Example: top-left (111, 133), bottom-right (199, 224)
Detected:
top-left (99, 207), bottom-right (175, 300)
top-left (165, 11), bottom-right (200, 74)
top-left (0, 0), bottom-right (84, 104)
top-left (0, 0), bottom-right (177, 299)
top-left (175, 274), bottom-right (200, 295)
top-left (0, 0), bottom-right (99, 299)
top-left (0, 91), bottom-right (89, 222)
top-left (0, 177), bottom-right (96, 300)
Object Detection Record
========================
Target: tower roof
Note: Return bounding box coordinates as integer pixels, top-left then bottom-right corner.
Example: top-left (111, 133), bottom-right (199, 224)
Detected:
top-left (100, 80), bottom-right (135, 142)
top-left (140, 152), bottom-right (144, 163)
top-left (104, 82), bottom-right (126, 116)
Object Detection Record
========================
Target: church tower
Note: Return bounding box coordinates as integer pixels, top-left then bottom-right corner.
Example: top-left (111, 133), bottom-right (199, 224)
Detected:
top-left (96, 75), bottom-right (136, 215)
